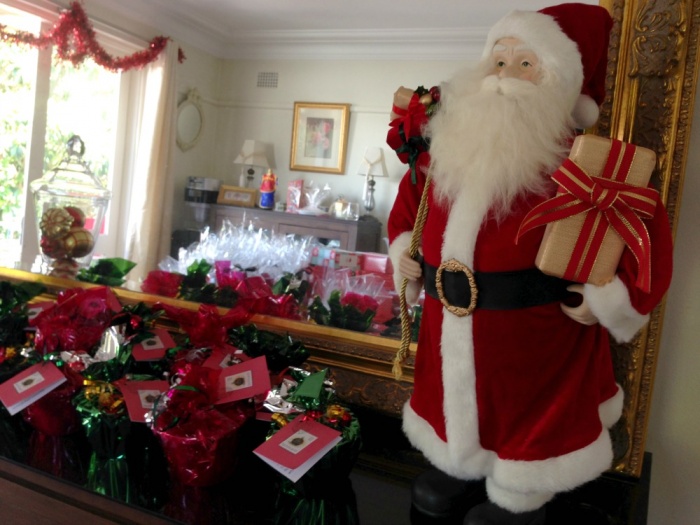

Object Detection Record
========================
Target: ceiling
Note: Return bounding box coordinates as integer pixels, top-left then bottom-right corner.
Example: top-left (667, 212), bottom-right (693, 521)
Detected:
top-left (80, 0), bottom-right (597, 61)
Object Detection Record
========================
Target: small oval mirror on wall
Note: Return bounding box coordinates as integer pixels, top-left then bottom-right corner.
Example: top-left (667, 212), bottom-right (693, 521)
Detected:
top-left (176, 89), bottom-right (203, 151)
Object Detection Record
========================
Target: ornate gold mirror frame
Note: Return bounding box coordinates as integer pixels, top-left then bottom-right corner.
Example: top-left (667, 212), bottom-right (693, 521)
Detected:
top-left (0, 0), bottom-right (697, 480)
top-left (595, 0), bottom-right (699, 477)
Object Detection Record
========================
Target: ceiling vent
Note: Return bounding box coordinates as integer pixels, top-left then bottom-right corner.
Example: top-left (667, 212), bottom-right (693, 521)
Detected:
top-left (257, 72), bottom-right (278, 88)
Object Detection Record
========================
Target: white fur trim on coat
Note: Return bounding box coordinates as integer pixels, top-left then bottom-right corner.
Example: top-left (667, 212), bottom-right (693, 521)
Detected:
top-left (583, 276), bottom-right (649, 342)
top-left (599, 385), bottom-right (624, 429)
top-left (388, 232), bottom-right (422, 305)
top-left (486, 478), bottom-right (555, 513)
top-left (403, 400), bottom-right (617, 508)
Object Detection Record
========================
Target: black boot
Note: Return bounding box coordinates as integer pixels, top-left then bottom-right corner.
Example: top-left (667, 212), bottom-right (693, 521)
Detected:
top-left (464, 501), bottom-right (545, 525)
top-left (411, 469), bottom-right (485, 519)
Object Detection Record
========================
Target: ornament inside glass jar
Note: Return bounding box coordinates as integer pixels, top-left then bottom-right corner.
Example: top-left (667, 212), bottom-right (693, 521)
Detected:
top-left (30, 136), bottom-right (111, 278)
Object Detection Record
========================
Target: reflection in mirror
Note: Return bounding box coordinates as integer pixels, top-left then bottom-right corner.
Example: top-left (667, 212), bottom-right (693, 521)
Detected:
top-left (176, 88), bottom-right (203, 151)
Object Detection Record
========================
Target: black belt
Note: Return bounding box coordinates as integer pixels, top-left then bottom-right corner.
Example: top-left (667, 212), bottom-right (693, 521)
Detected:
top-left (421, 258), bottom-right (573, 316)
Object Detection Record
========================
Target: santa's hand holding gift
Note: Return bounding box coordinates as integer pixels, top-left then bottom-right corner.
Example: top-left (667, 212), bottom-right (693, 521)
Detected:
top-left (387, 4), bottom-right (673, 525)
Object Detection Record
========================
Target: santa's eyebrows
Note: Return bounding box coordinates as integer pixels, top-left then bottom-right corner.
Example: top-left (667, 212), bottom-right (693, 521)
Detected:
top-left (492, 43), bottom-right (535, 53)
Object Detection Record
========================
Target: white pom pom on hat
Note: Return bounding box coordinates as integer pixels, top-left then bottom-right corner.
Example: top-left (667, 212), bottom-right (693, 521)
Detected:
top-left (482, 3), bottom-right (613, 129)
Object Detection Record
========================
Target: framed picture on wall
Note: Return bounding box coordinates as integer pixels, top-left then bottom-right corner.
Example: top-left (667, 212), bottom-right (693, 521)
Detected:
top-left (290, 102), bottom-right (350, 174)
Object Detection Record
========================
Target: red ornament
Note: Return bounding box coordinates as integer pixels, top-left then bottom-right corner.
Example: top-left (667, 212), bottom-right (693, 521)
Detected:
top-left (40, 235), bottom-right (68, 259)
top-left (64, 206), bottom-right (86, 228)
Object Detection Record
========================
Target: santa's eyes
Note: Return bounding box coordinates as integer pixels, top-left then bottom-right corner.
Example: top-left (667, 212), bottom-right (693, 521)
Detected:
top-left (495, 59), bottom-right (534, 68)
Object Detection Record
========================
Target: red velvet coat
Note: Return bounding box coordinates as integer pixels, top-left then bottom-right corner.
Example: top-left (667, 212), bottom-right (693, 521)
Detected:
top-left (386, 105), bottom-right (673, 501)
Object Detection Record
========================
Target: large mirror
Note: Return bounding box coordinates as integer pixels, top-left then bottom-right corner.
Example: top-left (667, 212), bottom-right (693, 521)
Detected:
top-left (0, 0), bottom-right (697, 481)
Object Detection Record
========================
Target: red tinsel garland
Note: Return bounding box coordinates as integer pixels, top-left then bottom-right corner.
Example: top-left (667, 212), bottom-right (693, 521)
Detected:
top-left (0, 1), bottom-right (185, 72)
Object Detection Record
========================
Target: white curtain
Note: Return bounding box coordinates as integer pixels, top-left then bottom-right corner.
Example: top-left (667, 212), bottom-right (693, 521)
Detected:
top-left (122, 42), bottom-right (178, 285)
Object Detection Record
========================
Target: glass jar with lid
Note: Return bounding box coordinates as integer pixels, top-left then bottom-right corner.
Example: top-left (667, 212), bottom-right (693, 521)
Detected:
top-left (30, 136), bottom-right (111, 278)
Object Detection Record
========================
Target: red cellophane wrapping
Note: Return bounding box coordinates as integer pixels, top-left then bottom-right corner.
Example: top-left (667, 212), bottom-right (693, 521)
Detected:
top-left (519, 135), bottom-right (659, 291)
top-left (22, 366), bottom-right (83, 435)
top-left (153, 365), bottom-right (252, 487)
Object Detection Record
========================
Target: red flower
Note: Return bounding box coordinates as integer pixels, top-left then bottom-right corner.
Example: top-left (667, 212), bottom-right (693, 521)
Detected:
top-left (141, 270), bottom-right (183, 297)
top-left (340, 292), bottom-right (379, 313)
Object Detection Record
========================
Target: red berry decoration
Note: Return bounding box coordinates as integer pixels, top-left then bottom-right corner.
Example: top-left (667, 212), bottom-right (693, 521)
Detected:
top-left (429, 86), bottom-right (441, 103)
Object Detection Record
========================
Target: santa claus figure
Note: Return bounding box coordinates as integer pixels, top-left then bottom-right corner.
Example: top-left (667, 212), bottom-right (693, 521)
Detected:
top-left (387, 4), bottom-right (673, 525)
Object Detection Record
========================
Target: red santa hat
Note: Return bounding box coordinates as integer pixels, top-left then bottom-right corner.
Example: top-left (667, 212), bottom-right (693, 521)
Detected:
top-left (482, 3), bottom-right (613, 129)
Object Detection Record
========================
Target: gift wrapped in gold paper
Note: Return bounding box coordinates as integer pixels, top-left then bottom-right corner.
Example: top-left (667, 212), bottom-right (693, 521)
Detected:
top-left (518, 135), bottom-right (660, 291)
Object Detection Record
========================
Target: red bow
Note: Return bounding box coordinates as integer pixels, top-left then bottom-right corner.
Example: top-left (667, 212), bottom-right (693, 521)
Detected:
top-left (518, 140), bottom-right (659, 292)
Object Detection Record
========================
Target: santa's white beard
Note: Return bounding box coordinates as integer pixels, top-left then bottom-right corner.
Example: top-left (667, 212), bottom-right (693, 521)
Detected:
top-left (427, 65), bottom-right (575, 221)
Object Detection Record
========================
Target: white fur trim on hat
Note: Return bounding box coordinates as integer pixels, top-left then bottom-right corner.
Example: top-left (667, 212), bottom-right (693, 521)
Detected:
top-left (482, 10), bottom-right (584, 112)
top-left (583, 276), bottom-right (649, 342)
top-left (572, 93), bottom-right (600, 129)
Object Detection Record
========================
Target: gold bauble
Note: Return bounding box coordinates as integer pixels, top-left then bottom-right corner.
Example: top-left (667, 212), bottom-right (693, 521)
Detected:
top-left (62, 227), bottom-right (94, 258)
top-left (40, 207), bottom-right (74, 239)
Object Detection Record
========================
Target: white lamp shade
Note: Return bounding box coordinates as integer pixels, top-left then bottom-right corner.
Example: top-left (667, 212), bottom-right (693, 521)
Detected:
top-left (233, 139), bottom-right (270, 168)
top-left (358, 146), bottom-right (387, 177)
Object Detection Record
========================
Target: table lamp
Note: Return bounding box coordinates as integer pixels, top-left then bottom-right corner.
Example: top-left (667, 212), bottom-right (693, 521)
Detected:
top-left (358, 146), bottom-right (388, 213)
top-left (233, 140), bottom-right (269, 188)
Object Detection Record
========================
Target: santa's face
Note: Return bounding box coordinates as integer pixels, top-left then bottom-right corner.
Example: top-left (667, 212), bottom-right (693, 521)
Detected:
top-left (488, 37), bottom-right (541, 85)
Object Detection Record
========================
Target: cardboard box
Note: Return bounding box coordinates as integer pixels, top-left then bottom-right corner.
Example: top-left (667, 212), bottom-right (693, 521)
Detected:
top-left (217, 185), bottom-right (257, 208)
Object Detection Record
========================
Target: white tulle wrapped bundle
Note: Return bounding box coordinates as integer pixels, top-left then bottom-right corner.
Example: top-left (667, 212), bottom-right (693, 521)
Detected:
top-left (159, 220), bottom-right (315, 283)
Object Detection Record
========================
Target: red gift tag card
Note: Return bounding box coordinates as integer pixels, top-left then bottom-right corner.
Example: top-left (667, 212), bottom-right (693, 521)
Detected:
top-left (118, 380), bottom-right (170, 423)
top-left (253, 417), bottom-right (342, 482)
top-left (215, 355), bottom-right (270, 404)
top-left (131, 328), bottom-right (176, 361)
top-left (0, 362), bottom-right (67, 416)
top-left (202, 344), bottom-right (248, 369)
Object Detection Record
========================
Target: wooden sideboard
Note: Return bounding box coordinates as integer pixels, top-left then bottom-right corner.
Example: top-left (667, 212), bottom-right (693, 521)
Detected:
top-left (212, 205), bottom-right (383, 252)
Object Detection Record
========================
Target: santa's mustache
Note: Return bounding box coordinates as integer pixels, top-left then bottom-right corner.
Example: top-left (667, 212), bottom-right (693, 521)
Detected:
top-left (480, 75), bottom-right (540, 98)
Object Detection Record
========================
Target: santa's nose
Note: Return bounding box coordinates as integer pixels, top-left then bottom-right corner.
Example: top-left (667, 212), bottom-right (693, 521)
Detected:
top-left (498, 63), bottom-right (520, 79)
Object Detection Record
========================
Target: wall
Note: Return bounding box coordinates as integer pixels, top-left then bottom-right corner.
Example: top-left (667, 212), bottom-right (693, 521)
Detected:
top-left (645, 86), bottom-right (700, 524)
top-left (172, 51), bottom-right (463, 246)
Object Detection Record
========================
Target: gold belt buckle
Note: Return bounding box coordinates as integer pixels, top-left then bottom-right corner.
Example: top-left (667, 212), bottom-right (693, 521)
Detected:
top-left (435, 259), bottom-right (478, 317)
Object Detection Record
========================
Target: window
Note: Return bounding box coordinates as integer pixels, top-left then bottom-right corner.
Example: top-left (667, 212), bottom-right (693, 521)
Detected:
top-left (0, 1), bottom-right (136, 269)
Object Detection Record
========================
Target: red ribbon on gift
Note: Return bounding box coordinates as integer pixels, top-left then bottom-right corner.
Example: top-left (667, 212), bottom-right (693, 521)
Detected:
top-left (517, 140), bottom-right (659, 292)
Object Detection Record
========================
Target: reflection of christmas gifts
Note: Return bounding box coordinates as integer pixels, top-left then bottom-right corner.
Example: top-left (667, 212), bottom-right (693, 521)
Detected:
top-left (334, 251), bottom-right (362, 271)
top-left (286, 179), bottom-right (306, 213)
top-left (361, 252), bottom-right (393, 274)
top-left (310, 247), bottom-right (363, 271)
top-left (519, 136), bottom-right (660, 291)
